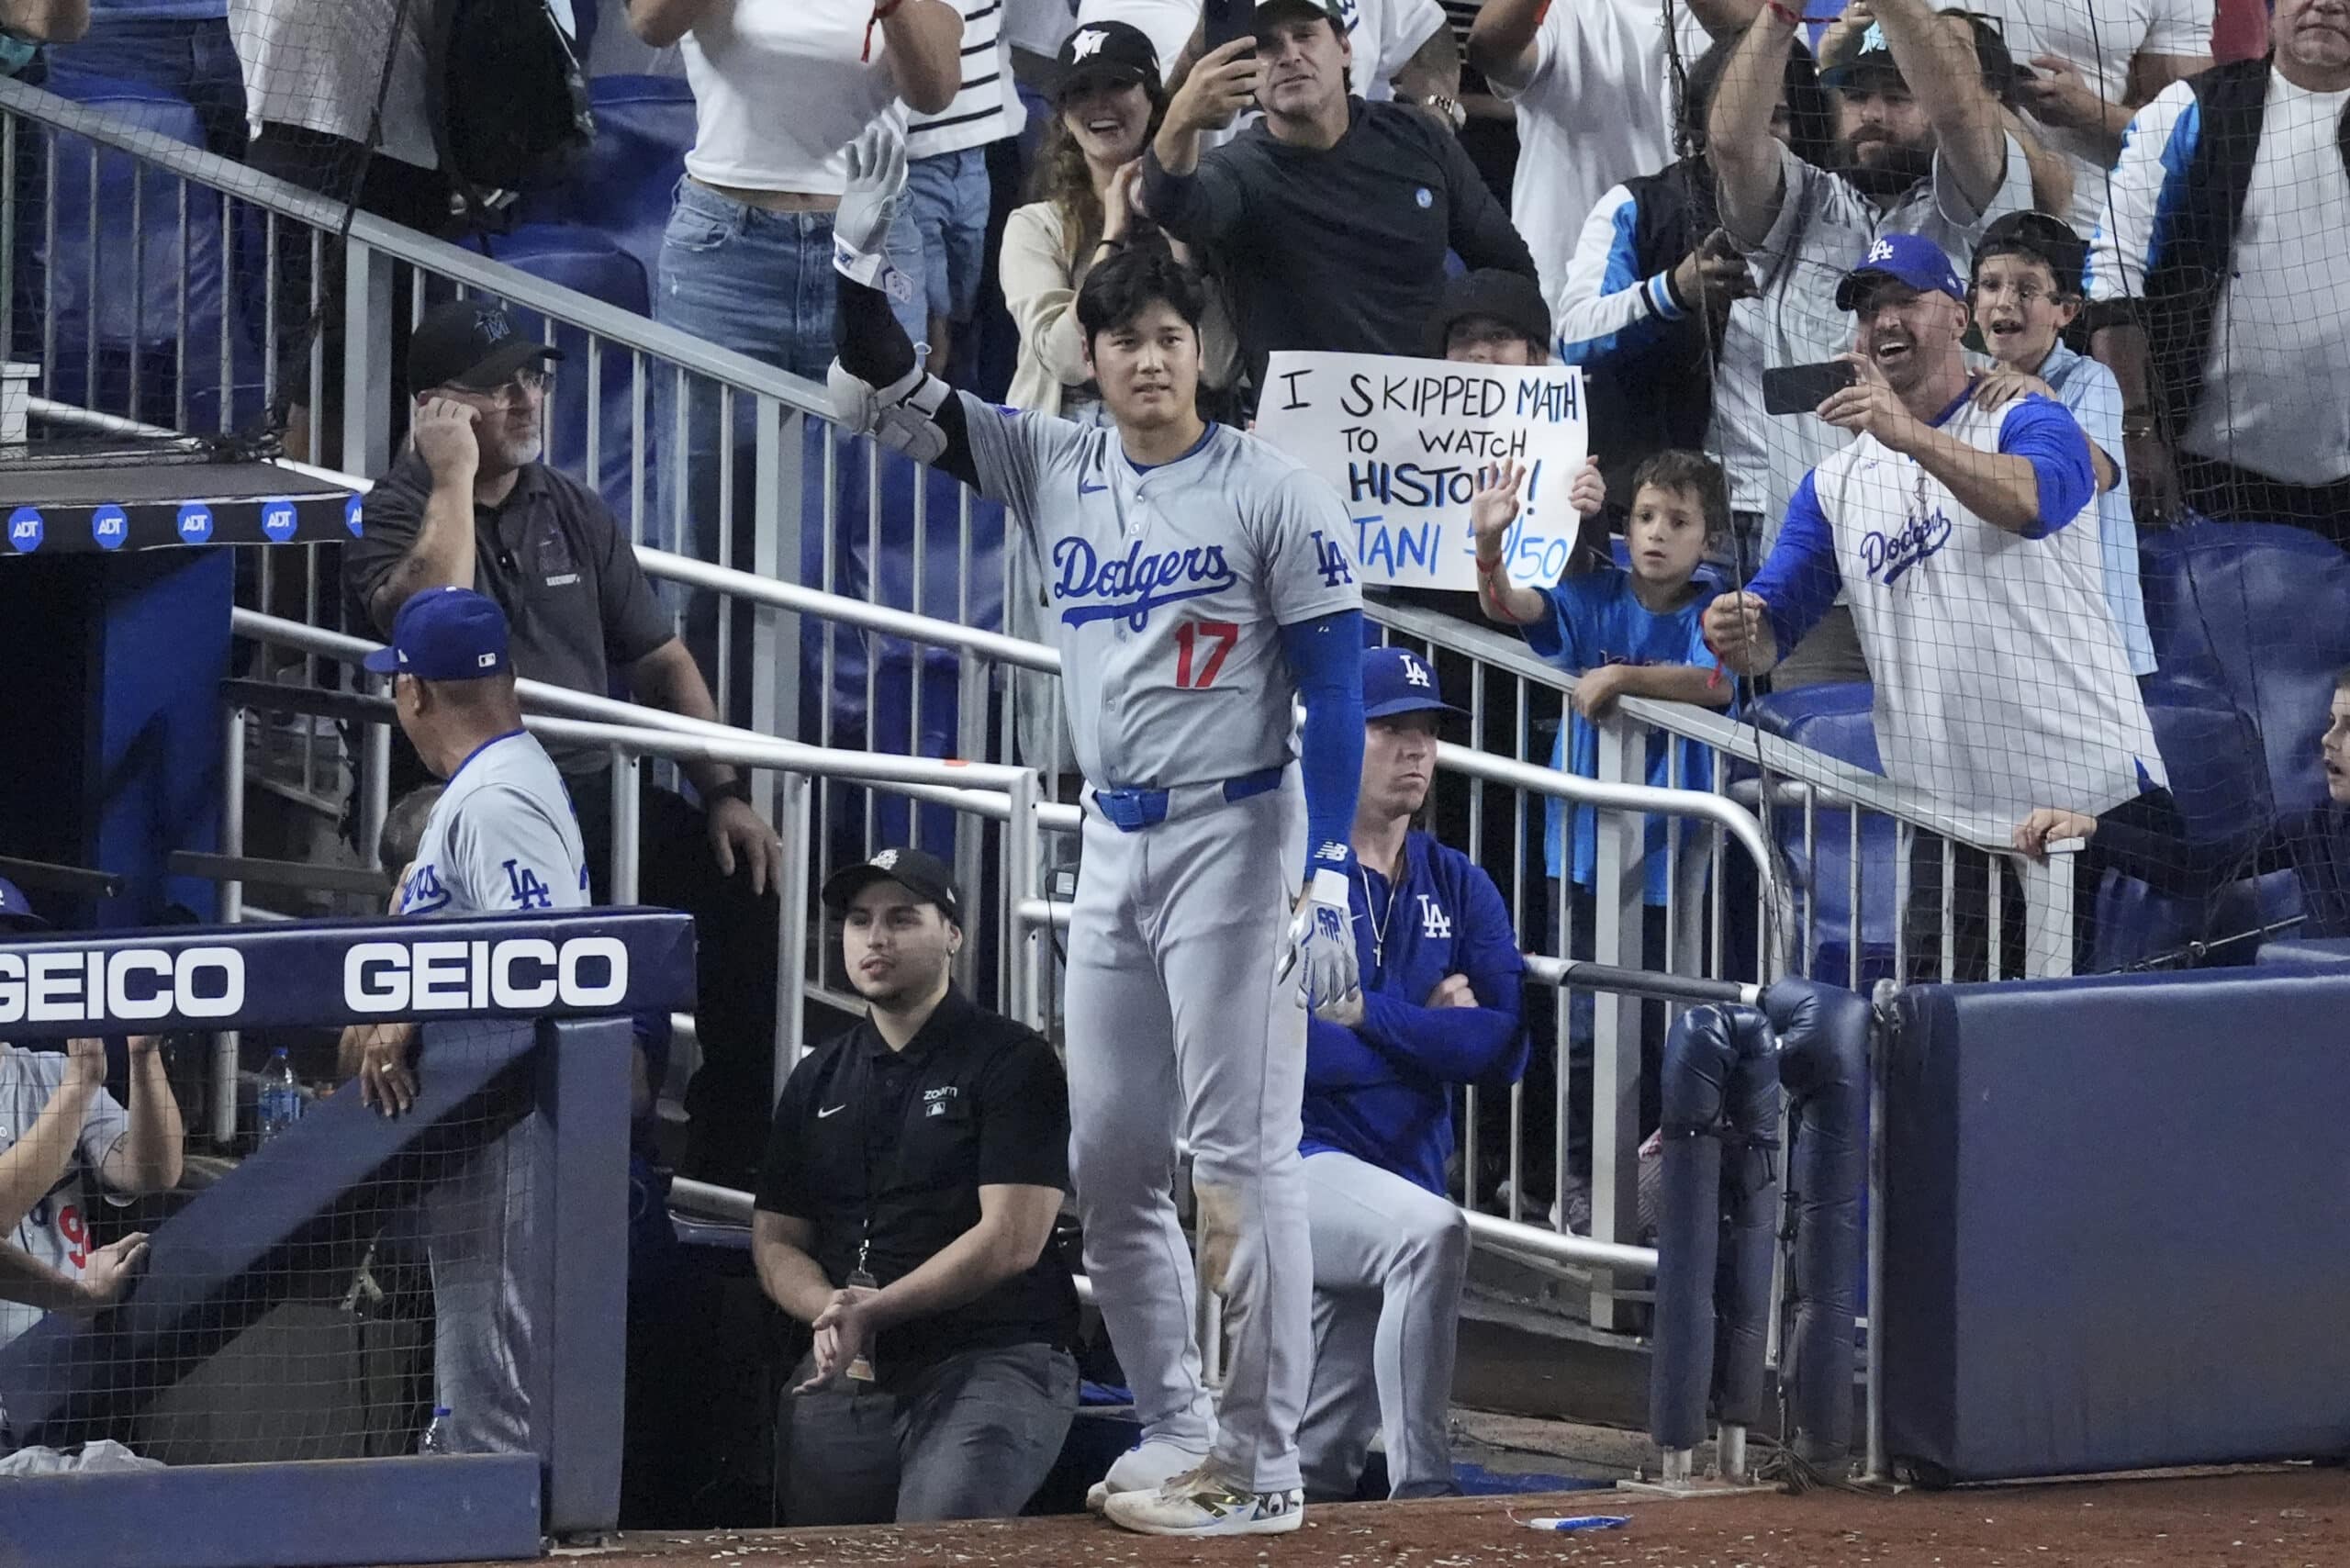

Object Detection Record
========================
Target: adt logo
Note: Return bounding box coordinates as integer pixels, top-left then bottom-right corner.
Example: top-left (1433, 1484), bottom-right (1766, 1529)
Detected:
top-left (344, 495), bottom-right (364, 537)
top-left (176, 503), bottom-right (213, 544)
top-left (261, 498), bottom-right (297, 543)
top-left (1310, 529), bottom-right (1355, 589)
top-left (6, 506), bottom-right (41, 554)
top-left (90, 506), bottom-right (128, 552)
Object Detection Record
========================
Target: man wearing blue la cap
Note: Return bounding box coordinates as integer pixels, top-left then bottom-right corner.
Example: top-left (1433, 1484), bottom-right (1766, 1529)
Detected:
top-left (1292, 645), bottom-right (1525, 1503)
top-left (1707, 234), bottom-right (2174, 979)
top-left (349, 586), bottom-right (588, 1455)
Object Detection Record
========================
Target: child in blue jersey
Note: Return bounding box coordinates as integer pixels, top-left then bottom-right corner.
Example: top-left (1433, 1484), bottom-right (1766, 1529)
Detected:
top-left (1472, 448), bottom-right (1732, 1231)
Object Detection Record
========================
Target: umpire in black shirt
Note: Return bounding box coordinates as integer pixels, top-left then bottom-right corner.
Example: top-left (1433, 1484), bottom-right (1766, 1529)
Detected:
top-left (754, 847), bottom-right (1080, 1525)
top-left (1143, 0), bottom-right (1536, 399)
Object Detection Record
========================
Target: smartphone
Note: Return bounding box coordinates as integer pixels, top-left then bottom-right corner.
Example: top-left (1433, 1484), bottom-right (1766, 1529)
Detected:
top-left (1762, 360), bottom-right (1859, 417)
top-left (1203, 0), bottom-right (1256, 53)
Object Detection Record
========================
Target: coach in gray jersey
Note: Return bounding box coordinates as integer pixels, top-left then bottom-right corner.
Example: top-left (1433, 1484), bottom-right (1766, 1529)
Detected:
top-left (340, 586), bottom-right (588, 1455)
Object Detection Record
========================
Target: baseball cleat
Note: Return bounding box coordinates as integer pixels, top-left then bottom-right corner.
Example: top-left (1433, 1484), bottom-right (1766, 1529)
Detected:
top-left (1102, 1463), bottom-right (1305, 1537)
top-left (1085, 1440), bottom-right (1210, 1514)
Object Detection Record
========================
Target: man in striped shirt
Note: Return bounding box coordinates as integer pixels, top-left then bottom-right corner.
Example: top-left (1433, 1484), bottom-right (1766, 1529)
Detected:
top-left (905, 0), bottom-right (1024, 379)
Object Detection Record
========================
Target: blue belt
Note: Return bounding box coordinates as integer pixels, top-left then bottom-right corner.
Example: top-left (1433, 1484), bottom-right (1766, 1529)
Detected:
top-left (1090, 765), bottom-right (1285, 832)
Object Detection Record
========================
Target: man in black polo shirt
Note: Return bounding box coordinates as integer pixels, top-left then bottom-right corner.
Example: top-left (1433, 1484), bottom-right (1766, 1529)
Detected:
top-left (754, 847), bottom-right (1080, 1525)
top-left (342, 299), bottom-right (785, 1185)
top-left (1142, 0), bottom-right (1535, 401)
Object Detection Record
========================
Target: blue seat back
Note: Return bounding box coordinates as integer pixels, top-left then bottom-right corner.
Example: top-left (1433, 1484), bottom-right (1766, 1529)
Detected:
top-left (2140, 520), bottom-right (2350, 817)
top-left (487, 223), bottom-right (652, 522)
top-left (36, 71), bottom-right (246, 430)
top-left (1749, 684), bottom-right (1897, 986)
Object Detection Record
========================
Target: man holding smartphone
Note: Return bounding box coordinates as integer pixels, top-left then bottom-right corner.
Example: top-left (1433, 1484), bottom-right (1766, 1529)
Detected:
top-left (1141, 0), bottom-right (1535, 404)
top-left (1704, 234), bottom-right (2173, 980)
top-left (1707, 0), bottom-right (2035, 685)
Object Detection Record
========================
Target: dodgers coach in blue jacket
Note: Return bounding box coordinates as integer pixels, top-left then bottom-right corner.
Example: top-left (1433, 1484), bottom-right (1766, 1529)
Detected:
top-left (1297, 646), bottom-right (1528, 1500)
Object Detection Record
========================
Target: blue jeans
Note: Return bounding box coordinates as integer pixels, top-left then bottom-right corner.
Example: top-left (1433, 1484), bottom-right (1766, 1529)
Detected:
top-left (64, 15), bottom-right (246, 157)
top-left (902, 147), bottom-right (990, 324)
top-left (650, 177), bottom-right (923, 665)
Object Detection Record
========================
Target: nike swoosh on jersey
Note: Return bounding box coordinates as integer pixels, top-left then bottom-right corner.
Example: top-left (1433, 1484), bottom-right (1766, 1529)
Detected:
top-left (1080, 481), bottom-right (1108, 495)
top-left (818, 1104), bottom-right (846, 1118)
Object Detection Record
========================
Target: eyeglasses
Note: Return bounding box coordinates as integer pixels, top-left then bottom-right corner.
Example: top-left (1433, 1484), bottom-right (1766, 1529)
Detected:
top-left (453, 366), bottom-right (554, 406)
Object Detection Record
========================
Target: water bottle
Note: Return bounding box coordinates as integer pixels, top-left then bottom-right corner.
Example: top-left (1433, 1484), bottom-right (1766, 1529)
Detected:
top-left (419, 1407), bottom-right (453, 1455)
top-left (257, 1047), bottom-right (302, 1144)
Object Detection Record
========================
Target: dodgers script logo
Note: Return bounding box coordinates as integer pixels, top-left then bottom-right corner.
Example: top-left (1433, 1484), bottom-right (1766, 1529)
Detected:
top-left (1052, 536), bottom-right (1237, 631)
top-left (1859, 507), bottom-right (1953, 588)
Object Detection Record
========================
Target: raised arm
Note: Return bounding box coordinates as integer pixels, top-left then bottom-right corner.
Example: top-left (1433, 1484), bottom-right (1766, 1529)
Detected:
top-left (625, 0), bottom-right (719, 49)
top-left (364, 401), bottom-right (481, 633)
top-left (99, 1036), bottom-right (182, 1196)
top-left (1465, 0), bottom-right (1545, 90)
top-left (0, 1043), bottom-right (103, 1233)
top-left (881, 0), bottom-right (967, 115)
top-left (1709, 10), bottom-right (1801, 247)
top-left (1871, 0), bottom-right (2007, 213)
top-left (1143, 39), bottom-right (1260, 241)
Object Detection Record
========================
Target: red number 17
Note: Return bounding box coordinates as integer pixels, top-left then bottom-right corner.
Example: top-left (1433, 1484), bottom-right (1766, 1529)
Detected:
top-left (1173, 620), bottom-right (1239, 689)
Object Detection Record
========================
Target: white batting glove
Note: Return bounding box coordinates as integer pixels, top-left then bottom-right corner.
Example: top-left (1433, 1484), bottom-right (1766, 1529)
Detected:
top-left (1282, 868), bottom-right (1360, 1008)
top-left (832, 114), bottom-right (917, 309)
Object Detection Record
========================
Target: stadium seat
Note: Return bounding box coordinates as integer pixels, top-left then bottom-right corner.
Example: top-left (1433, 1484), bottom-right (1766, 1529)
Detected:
top-left (34, 70), bottom-right (249, 432)
top-left (2139, 519), bottom-right (2350, 815)
top-left (487, 222), bottom-right (652, 523)
top-left (519, 74), bottom-right (695, 297)
top-left (1747, 684), bottom-right (1897, 987)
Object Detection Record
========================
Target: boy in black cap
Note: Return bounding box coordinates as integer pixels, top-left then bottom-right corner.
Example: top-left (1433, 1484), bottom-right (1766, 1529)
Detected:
top-left (754, 847), bottom-right (1080, 1525)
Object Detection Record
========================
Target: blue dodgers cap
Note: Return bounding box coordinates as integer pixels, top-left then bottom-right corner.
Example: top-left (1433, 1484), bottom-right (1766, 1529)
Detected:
top-left (363, 587), bottom-right (512, 680)
top-left (0, 876), bottom-right (45, 931)
top-left (1835, 232), bottom-right (1966, 311)
top-left (1362, 646), bottom-right (1465, 721)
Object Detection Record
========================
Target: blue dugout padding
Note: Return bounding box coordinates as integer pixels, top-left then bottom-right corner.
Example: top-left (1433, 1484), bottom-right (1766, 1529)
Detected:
top-left (0, 913), bottom-right (688, 1565)
top-left (1881, 968), bottom-right (2350, 1482)
top-left (1649, 979), bottom-right (1866, 1464)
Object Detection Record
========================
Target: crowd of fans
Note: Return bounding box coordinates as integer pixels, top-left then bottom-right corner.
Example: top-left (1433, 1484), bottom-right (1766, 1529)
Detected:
top-left (1, 0), bottom-right (2346, 1533)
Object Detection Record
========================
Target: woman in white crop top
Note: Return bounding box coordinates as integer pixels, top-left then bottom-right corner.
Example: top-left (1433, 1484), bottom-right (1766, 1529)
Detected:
top-left (629, 0), bottom-right (961, 375)
top-left (628, 0), bottom-right (960, 658)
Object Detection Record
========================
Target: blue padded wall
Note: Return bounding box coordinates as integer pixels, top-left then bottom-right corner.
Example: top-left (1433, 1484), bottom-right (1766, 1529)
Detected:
top-left (1882, 969), bottom-right (2350, 1481)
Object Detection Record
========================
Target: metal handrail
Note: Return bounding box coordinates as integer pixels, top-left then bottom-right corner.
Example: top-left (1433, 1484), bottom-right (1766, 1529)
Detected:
top-left (0, 77), bottom-right (832, 418)
top-left (1366, 598), bottom-right (2028, 853)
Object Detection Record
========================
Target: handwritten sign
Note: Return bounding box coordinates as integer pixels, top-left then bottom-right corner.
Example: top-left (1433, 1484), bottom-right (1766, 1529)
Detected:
top-left (1254, 351), bottom-right (1589, 593)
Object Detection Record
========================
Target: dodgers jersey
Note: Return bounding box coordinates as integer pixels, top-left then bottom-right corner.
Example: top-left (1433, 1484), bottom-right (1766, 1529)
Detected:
top-left (1302, 832), bottom-right (1527, 1196)
top-left (961, 404), bottom-right (1363, 790)
top-left (1754, 394), bottom-right (2166, 819)
top-left (397, 731), bottom-right (590, 918)
top-left (0, 1047), bottom-right (130, 1350)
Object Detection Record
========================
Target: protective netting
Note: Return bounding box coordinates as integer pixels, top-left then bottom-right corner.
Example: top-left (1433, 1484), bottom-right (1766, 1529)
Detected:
top-left (1571, 0), bottom-right (2350, 986)
top-left (0, 1018), bottom-right (540, 1468)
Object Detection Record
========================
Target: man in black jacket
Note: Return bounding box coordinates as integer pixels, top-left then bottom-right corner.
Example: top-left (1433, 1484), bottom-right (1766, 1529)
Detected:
top-left (1142, 0), bottom-right (1536, 401)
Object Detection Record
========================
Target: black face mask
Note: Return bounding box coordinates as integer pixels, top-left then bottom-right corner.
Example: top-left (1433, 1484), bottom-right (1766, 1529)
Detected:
top-left (1837, 138), bottom-right (1935, 196)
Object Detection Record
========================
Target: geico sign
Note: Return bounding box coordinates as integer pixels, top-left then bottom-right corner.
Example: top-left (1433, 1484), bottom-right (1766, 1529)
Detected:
top-left (0, 948), bottom-right (245, 1025)
top-left (344, 936), bottom-right (630, 1014)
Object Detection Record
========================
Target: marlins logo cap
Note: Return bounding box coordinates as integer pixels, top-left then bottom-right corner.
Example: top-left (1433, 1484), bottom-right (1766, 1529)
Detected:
top-left (1056, 19), bottom-right (1158, 95)
top-left (822, 846), bottom-right (965, 925)
top-left (407, 300), bottom-right (564, 395)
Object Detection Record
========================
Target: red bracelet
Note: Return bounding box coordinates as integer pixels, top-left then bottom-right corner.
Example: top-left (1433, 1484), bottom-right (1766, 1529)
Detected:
top-left (863, 0), bottom-right (904, 62)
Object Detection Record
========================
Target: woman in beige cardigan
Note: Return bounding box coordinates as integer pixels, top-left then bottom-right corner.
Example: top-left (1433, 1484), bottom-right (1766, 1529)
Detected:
top-left (1001, 18), bottom-right (1237, 420)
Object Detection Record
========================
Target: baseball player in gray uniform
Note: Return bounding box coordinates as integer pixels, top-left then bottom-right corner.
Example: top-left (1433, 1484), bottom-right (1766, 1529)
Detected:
top-left (827, 126), bottom-right (1368, 1537)
top-left (345, 586), bottom-right (588, 1454)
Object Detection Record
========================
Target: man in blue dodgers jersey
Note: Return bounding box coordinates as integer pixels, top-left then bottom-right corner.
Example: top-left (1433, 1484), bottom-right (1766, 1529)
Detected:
top-left (1705, 234), bottom-right (2176, 978)
top-left (826, 123), bottom-right (1366, 1538)
top-left (342, 586), bottom-right (588, 1455)
top-left (1295, 648), bottom-right (1525, 1502)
